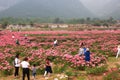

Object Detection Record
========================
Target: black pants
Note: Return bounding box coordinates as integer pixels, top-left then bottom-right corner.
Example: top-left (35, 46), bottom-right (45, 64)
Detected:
top-left (22, 68), bottom-right (30, 80)
top-left (14, 67), bottom-right (19, 77)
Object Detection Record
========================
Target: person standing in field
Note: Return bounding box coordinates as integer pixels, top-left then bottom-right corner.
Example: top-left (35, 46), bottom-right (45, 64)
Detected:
top-left (53, 38), bottom-right (58, 47)
top-left (116, 45), bottom-right (120, 58)
top-left (12, 34), bottom-right (15, 39)
top-left (44, 58), bottom-right (53, 77)
top-left (21, 57), bottom-right (30, 80)
top-left (16, 39), bottom-right (20, 45)
top-left (32, 64), bottom-right (37, 80)
top-left (14, 54), bottom-right (20, 78)
top-left (84, 48), bottom-right (90, 61)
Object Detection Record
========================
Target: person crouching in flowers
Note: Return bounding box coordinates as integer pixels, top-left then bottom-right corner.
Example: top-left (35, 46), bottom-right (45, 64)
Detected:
top-left (44, 58), bottom-right (53, 77)
top-left (16, 39), bottom-right (20, 45)
top-left (21, 57), bottom-right (30, 80)
top-left (53, 38), bottom-right (58, 47)
top-left (116, 45), bottom-right (120, 58)
top-left (84, 48), bottom-right (90, 62)
top-left (78, 42), bottom-right (84, 56)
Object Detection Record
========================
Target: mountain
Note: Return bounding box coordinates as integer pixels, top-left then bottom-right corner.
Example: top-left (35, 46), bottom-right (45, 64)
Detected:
top-left (0, 0), bottom-right (93, 18)
top-left (101, 0), bottom-right (120, 19)
top-left (107, 0), bottom-right (120, 19)
top-left (80, 0), bottom-right (120, 19)
top-left (80, 0), bottom-right (112, 16)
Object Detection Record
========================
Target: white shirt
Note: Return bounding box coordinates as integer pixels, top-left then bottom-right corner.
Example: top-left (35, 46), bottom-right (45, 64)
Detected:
top-left (21, 61), bottom-right (30, 68)
top-left (15, 58), bottom-right (20, 67)
top-left (54, 40), bottom-right (57, 44)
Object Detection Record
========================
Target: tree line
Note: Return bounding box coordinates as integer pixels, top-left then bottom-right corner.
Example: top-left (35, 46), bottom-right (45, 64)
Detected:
top-left (0, 17), bottom-right (117, 29)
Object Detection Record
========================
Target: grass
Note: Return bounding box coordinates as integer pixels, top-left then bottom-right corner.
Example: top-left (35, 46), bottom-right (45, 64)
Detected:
top-left (106, 57), bottom-right (120, 70)
top-left (1, 57), bottom-right (120, 80)
top-left (108, 57), bottom-right (119, 62)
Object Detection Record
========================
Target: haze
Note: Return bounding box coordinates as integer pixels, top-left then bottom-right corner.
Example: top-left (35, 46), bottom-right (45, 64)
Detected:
top-left (0, 0), bottom-right (20, 11)
top-left (0, 0), bottom-right (120, 19)
top-left (80, 0), bottom-right (112, 16)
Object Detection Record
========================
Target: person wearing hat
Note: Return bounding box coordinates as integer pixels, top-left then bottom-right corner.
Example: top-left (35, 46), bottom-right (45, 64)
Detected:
top-left (84, 48), bottom-right (90, 61)
top-left (116, 45), bottom-right (120, 58)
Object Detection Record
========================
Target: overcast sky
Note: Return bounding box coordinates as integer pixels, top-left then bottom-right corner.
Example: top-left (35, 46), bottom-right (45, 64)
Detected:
top-left (80, 0), bottom-right (112, 12)
top-left (0, 0), bottom-right (20, 11)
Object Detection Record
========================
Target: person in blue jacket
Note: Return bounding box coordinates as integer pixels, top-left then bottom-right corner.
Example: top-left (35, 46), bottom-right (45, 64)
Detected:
top-left (84, 48), bottom-right (90, 61)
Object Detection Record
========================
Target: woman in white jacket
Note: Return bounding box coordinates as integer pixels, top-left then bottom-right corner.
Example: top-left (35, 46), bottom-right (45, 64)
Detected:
top-left (116, 45), bottom-right (120, 58)
top-left (14, 54), bottom-right (20, 78)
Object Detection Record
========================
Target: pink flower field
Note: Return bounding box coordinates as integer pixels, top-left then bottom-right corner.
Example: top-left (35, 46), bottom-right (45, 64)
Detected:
top-left (0, 30), bottom-right (120, 79)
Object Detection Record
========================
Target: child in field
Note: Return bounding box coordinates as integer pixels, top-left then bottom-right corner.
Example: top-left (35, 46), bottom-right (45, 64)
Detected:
top-left (44, 58), bottom-right (52, 77)
top-left (32, 64), bottom-right (37, 80)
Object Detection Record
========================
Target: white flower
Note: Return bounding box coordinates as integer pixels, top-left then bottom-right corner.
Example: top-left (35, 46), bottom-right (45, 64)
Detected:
top-left (54, 78), bottom-right (59, 80)
top-left (65, 75), bottom-right (68, 78)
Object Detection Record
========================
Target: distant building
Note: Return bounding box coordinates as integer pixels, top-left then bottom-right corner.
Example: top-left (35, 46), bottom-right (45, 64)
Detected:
top-left (49, 24), bottom-right (68, 28)
top-left (6, 24), bottom-right (33, 30)
top-left (59, 24), bottom-right (68, 28)
top-left (34, 23), bottom-right (47, 28)
top-left (49, 24), bottom-right (58, 28)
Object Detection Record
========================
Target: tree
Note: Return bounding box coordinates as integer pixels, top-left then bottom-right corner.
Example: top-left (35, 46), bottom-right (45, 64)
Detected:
top-left (107, 17), bottom-right (116, 24)
top-left (30, 21), bottom-right (34, 27)
top-left (1, 21), bottom-right (8, 29)
top-left (92, 21), bottom-right (101, 26)
top-left (53, 18), bottom-right (64, 24)
top-left (103, 23), bottom-right (109, 27)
